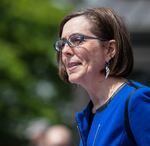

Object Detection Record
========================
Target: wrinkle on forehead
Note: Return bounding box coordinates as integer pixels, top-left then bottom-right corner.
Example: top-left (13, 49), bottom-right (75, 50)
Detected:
top-left (61, 15), bottom-right (93, 39)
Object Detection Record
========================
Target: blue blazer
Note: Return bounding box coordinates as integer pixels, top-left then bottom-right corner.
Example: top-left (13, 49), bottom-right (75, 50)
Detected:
top-left (75, 81), bottom-right (150, 146)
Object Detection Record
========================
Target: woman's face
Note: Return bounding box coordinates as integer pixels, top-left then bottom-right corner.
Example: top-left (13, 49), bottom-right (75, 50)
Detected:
top-left (61, 16), bottom-right (108, 85)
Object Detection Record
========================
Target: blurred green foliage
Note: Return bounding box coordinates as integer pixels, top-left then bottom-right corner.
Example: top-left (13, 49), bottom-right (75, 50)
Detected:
top-left (0, 0), bottom-right (73, 145)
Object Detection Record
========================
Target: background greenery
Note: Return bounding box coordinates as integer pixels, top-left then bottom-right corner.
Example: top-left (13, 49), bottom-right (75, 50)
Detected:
top-left (0, 0), bottom-right (76, 145)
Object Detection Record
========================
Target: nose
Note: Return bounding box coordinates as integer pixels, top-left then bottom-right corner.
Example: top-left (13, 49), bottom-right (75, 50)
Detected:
top-left (62, 43), bottom-right (74, 57)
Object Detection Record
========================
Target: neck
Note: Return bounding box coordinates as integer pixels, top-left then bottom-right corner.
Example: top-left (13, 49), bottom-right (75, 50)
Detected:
top-left (81, 76), bottom-right (126, 113)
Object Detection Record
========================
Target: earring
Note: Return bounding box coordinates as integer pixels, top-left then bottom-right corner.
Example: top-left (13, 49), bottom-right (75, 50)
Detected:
top-left (105, 61), bottom-right (110, 79)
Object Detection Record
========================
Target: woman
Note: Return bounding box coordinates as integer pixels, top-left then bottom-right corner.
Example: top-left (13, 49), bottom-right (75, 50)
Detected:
top-left (54, 7), bottom-right (150, 146)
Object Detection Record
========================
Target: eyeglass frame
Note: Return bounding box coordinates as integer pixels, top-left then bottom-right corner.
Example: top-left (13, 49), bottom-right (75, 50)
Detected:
top-left (54, 33), bottom-right (108, 52)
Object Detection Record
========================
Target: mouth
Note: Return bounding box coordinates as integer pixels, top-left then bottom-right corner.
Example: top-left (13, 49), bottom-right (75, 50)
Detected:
top-left (67, 61), bottom-right (82, 71)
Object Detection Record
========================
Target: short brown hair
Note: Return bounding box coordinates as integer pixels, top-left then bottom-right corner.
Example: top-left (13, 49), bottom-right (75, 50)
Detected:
top-left (56, 7), bottom-right (133, 83)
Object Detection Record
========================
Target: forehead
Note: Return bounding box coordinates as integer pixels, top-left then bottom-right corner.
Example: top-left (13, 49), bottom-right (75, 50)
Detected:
top-left (61, 15), bottom-right (93, 38)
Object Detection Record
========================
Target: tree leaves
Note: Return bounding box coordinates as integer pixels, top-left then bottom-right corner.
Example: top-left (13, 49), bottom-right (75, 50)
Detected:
top-left (0, 0), bottom-right (73, 145)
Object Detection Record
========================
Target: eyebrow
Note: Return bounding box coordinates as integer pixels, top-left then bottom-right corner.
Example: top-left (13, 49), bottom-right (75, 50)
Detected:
top-left (61, 33), bottom-right (82, 39)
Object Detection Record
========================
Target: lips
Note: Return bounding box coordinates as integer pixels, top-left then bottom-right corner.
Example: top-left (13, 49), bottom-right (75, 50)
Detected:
top-left (67, 61), bottom-right (82, 70)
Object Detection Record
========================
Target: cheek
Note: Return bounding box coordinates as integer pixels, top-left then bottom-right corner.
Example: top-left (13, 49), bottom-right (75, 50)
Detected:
top-left (61, 54), bottom-right (67, 66)
top-left (89, 47), bottom-right (106, 68)
top-left (75, 46), bottom-right (104, 67)
top-left (74, 47), bottom-right (90, 62)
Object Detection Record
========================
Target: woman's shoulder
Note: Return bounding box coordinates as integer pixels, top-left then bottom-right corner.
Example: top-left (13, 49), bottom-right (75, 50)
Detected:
top-left (130, 80), bottom-right (149, 88)
top-left (127, 80), bottom-right (150, 109)
top-left (127, 81), bottom-right (150, 145)
top-left (129, 81), bottom-right (150, 103)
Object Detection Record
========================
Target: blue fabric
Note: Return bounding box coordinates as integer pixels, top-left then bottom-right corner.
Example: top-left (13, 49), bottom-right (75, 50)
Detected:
top-left (75, 81), bottom-right (150, 146)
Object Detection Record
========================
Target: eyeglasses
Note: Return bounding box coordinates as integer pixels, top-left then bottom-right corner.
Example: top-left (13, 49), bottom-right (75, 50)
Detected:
top-left (54, 33), bottom-right (107, 52)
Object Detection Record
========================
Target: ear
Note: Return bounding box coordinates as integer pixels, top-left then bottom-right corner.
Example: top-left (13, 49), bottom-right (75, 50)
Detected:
top-left (104, 40), bottom-right (117, 62)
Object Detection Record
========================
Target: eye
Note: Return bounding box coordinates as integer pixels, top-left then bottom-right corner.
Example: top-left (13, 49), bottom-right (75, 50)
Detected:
top-left (69, 34), bottom-right (84, 46)
top-left (56, 39), bottom-right (65, 50)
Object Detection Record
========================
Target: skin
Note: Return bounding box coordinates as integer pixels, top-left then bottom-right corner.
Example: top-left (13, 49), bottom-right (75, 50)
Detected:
top-left (61, 16), bottom-right (125, 113)
top-left (44, 125), bottom-right (72, 146)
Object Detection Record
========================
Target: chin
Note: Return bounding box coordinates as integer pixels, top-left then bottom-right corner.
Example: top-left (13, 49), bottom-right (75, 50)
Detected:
top-left (68, 72), bottom-right (84, 84)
